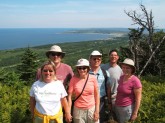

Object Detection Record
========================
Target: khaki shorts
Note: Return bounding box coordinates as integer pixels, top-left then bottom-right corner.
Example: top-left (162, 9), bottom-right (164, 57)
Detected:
top-left (73, 106), bottom-right (99, 123)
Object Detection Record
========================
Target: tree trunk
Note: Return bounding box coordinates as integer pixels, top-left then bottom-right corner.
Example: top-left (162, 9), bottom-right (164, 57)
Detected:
top-left (138, 36), bottom-right (165, 77)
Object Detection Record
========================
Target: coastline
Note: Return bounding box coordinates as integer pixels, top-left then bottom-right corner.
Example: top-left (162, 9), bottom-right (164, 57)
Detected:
top-left (0, 28), bottom-right (128, 50)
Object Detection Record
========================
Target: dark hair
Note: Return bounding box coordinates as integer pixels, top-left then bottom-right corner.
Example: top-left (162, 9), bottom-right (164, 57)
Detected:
top-left (109, 49), bottom-right (119, 56)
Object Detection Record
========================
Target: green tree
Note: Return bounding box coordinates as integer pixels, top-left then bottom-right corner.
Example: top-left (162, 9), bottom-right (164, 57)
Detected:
top-left (17, 47), bottom-right (38, 83)
top-left (153, 31), bottom-right (165, 76)
top-left (121, 4), bottom-right (165, 77)
top-left (0, 68), bottom-right (21, 85)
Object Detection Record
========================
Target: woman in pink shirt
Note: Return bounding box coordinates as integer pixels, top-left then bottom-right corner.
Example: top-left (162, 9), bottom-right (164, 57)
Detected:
top-left (115, 58), bottom-right (142, 123)
top-left (68, 58), bottom-right (100, 123)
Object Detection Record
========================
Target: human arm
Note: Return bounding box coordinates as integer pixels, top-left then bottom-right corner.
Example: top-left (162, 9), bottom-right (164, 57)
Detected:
top-left (93, 84), bottom-right (100, 121)
top-left (130, 87), bottom-right (142, 121)
top-left (61, 97), bottom-right (72, 122)
top-left (30, 96), bottom-right (36, 119)
top-left (67, 93), bottom-right (73, 114)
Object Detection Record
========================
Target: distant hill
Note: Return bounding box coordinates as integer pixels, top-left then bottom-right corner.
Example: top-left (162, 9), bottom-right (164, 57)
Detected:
top-left (64, 28), bottom-right (129, 34)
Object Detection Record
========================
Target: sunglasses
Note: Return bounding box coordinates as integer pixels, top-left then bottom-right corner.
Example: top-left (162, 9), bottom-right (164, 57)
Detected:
top-left (50, 52), bottom-right (62, 56)
top-left (77, 67), bottom-right (88, 70)
top-left (92, 58), bottom-right (101, 61)
top-left (43, 69), bottom-right (54, 72)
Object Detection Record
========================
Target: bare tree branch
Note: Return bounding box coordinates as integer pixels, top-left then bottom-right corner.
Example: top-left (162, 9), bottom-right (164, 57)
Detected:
top-left (138, 36), bottom-right (165, 77)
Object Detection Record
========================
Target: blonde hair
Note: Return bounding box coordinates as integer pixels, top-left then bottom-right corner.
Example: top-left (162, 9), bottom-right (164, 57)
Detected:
top-left (39, 61), bottom-right (57, 82)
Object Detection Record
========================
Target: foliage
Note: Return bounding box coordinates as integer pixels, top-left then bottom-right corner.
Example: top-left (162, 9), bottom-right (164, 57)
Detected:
top-left (136, 76), bottom-right (165, 123)
top-left (0, 75), bottom-right (165, 123)
top-left (0, 82), bottom-right (31, 123)
top-left (0, 39), bottom-right (165, 122)
top-left (153, 31), bottom-right (165, 76)
top-left (17, 47), bottom-right (39, 83)
top-left (0, 68), bottom-right (21, 85)
top-left (121, 4), bottom-right (165, 77)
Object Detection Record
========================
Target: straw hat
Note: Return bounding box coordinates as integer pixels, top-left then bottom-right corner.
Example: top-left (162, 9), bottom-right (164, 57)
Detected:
top-left (46, 45), bottom-right (65, 58)
top-left (120, 58), bottom-right (136, 73)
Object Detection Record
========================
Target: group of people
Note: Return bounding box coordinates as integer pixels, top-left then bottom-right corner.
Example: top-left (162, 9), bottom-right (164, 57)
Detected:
top-left (30, 45), bottom-right (142, 123)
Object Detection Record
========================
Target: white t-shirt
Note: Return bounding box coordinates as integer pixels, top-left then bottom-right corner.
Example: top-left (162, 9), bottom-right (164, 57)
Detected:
top-left (30, 80), bottom-right (67, 115)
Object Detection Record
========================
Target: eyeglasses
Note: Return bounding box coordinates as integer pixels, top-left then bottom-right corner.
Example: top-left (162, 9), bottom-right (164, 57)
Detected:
top-left (110, 54), bottom-right (118, 57)
top-left (77, 67), bottom-right (88, 70)
top-left (43, 69), bottom-right (54, 72)
top-left (50, 52), bottom-right (61, 56)
top-left (92, 58), bottom-right (101, 61)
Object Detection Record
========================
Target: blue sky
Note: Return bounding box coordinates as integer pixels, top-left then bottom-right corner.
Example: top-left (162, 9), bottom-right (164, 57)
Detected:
top-left (0, 0), bottom-right (164, 28)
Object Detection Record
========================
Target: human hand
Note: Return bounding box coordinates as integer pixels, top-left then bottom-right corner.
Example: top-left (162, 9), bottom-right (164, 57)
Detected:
top-left (130, 113), bottom-right (137, 121)
top-left (93, 111), bottom-right (99, 121)
top-left (65, 113), bottom-right (72, 123)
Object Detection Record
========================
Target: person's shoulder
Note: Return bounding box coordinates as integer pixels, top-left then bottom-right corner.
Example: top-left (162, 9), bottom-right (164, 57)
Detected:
top-left (88, 74), bottom-right (97, 80)
top-left (54, 80), bottom-right (63, 84)
top-left (114, 64), bottom-right (122, 71)
top-left (101, 63), bottom-right (109, 69)
top-left (131, 75), bottom-right (142, 87)
top-left (101, 63), bottom-right (109, 67)
top-left (54, 79), bottom-right (62, 83)
top-left (60, 63), bottom-right (72, 69)
top-left (131, 75), bottom-right (140, 81)
top-left (32, 80), bottom-right (42, 86)
top-left (61, 63), bottom-right (71, 67)
top-left (116, 64), bottom-right (122, 68)
top-left (120, 75), bottom-right (124, 79)
top-left (70, 75), bottom-right (79, 81)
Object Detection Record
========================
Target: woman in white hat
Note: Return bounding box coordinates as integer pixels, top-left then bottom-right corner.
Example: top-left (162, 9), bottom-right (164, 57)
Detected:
top-left (36, 45), bottom-right (74, 90)
top-left (68, 58), bottom-right (100, 123)
top-left (115, 58), bottom-right (142, 123)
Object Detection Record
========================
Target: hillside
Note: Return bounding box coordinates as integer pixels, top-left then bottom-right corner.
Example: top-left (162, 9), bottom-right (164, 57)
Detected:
top-left (0, 36), bottom-right (128, 70)
top-left (0, 36), bottom-right (165, 123)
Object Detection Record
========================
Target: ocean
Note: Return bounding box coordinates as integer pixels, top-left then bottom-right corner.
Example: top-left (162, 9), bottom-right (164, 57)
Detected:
top-left (0, 28), bottom-right (128, 50)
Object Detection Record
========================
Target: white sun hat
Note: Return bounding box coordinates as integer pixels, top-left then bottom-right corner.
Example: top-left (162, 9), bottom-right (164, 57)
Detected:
top-left (46, 45), bottom-right (65, 58)
top-left (90, 50), bottom-right (102, 56)
top-left (120, 58), bottom-right (136, 73)
top-left (76, 58), bottom-right (89, 67)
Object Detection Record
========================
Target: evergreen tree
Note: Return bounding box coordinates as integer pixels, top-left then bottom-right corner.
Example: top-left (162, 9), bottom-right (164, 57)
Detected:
top-left (17, 47), bottom-right (38, 83)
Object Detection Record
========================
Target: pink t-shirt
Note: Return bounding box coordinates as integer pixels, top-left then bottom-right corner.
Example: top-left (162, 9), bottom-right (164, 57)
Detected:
top-left (68, 74), bottom-right (98, 109)
top-left (36, 63), bottom-right (74, 87)
top-left (115, 75), bottom-right (142, 106)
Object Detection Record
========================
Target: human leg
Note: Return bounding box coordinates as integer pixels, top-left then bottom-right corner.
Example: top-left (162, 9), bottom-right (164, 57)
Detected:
top-left (115, 105), bottom-right (134, 123)
top-left (73, 106), bottom-right (86, 123)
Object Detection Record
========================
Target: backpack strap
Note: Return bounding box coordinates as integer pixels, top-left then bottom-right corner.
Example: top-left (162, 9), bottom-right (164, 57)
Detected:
top-left (101, 68), bottom-right (108, 96)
